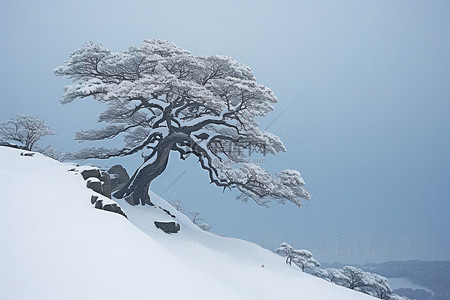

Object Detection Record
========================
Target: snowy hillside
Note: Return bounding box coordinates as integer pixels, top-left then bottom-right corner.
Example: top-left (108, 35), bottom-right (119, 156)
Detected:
top-left (0, 146), bottom-right (373, 299)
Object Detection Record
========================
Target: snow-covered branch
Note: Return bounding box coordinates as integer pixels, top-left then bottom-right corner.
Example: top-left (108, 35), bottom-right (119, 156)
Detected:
top-left (55, 39), bottom-right (310, 207)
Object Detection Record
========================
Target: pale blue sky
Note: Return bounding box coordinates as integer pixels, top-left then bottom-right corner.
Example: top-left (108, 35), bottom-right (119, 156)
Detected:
top-left (1, 0), bottom-right (449, 264)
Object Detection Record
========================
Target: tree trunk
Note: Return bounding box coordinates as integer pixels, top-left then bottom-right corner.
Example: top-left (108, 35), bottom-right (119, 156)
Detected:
top-left (113, 133), bottom-right (188, 205)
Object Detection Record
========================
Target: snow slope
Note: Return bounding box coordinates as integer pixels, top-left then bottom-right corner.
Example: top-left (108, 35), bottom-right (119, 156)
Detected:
top-left (0, 146), bottom-right (373, 299)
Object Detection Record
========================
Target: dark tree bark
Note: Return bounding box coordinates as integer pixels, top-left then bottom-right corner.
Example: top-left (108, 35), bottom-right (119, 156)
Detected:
top-left (113, 132), bottom-right (189, 205)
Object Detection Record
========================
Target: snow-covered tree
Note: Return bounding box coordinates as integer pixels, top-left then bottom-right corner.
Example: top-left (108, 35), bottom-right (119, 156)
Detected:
top-left (276, 242), bottom-right (320, 271)
top-left (0, 114), bottom-right (56, 151)
top-left (321, 266), bottom-right (398, 299)
top-left (326, 268), bottom-right (348, 284)
top-left (55, 39), bottom-right (310, 206)
top-left (198, 223), bottom-right (212, 232)
top-left (368, 273), bottom-right (393, 299)
top-left (340, 266), bottom-right (368, 290)
top-left (310, 266), bottom-right (410, 300)
top-left (276, 242), bottom-right (295, 265)
top-left (311, 267), bottom-right (331, 281)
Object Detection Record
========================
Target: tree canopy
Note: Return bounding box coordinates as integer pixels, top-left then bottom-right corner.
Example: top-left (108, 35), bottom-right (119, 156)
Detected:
top-left (0, 114), bottom-right (56, 151)
top-left (55, 39), bottom-right (310, 207)
top-left (276, 242), bottom-right (320, 271)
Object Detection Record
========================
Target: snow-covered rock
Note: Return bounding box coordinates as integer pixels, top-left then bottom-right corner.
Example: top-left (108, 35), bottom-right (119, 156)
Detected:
top-left (86, 177), bottom-right (102, 193)
top-left (79, 166), bottom-right (101, 180)
top-left (0, 146), bottom-right (373, 299)
top-left (154, 221), bottom-right (181, 234)
top-left (108, 164), bottom-right (130, 193)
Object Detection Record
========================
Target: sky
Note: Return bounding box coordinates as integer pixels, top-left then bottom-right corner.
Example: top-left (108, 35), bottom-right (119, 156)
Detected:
top-left (0, 145), bottom-right (375, 300)
top-left (0, 0), bottom-right (449, 264)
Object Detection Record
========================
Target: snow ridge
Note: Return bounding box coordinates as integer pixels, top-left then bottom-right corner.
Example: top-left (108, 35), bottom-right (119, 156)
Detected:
top-left (0, 146), bottom-right (372, 299)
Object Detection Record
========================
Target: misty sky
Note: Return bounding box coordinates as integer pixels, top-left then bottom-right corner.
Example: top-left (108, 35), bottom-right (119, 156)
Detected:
top-left (1, 0), bottom-right (449, 264)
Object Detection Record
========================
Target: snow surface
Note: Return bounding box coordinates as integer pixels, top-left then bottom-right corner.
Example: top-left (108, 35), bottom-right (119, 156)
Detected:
top-left (0, 146), bottom-right (373, 299)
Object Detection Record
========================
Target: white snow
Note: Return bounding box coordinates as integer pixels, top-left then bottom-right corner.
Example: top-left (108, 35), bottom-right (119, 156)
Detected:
top-left (0, 146), bottom-right (373, 299)
top-left (86, 177), bottom-right (101, 183)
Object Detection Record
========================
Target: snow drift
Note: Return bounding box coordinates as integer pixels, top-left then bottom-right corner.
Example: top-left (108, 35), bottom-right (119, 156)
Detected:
top-left (0, 146), bottom-right (372, 299)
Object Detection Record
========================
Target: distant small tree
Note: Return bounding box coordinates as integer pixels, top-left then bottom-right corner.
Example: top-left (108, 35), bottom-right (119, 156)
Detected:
top-left (320, 266), bottom-right (399, 299)
top-left (340, 266), bottom-right (368, 290)
top-left (276, 242), bottom-right (320, 271)
top-left (169, 200), bottom-right (184, 212)
top-left (0, 114), bottom-right (56, 151)
top-left (198, 223), bottom-right (212, 232)
top-left (188, 211), bottom-right (212, 231)
top-left (366, 273), bottom-right (393, 299)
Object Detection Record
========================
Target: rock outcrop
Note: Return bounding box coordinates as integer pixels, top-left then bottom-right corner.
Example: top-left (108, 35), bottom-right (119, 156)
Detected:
top-left (78, 166), bottom-right (115, 199)
top-left (0, 142), bottom-right (28, 150)
top-left (94, 199), bottom-right (127, 218)
top-left (154, 221), bottom-right (180, 234)
top-left (68, 166), bottom-right (127, 219)
top-left (108, 165), bottom-right (130, 192)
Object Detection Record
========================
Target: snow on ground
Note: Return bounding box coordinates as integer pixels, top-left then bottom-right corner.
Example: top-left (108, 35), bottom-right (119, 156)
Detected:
top-left (0, 146), bottom-right (373, 299)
